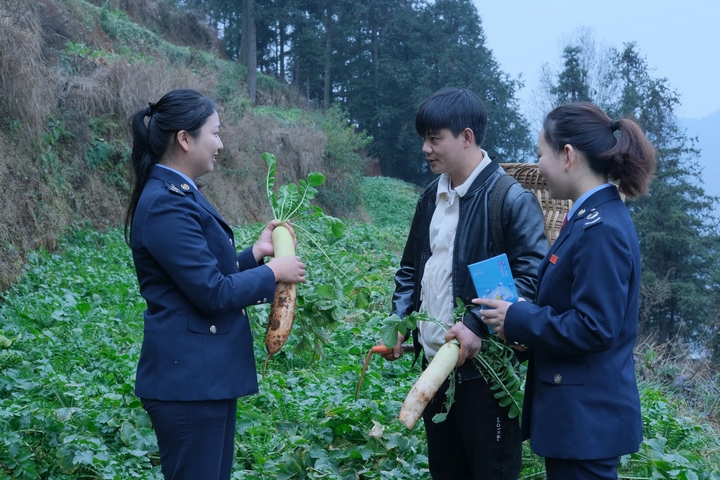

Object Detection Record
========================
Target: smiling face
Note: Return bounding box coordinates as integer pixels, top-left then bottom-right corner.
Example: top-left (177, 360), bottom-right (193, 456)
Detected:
top-left (182, 111), bottom-right (223, 180)
top-left (536, 128), bottom-right (571, 200)
top-left (421, 128), bottom-right (474, 186)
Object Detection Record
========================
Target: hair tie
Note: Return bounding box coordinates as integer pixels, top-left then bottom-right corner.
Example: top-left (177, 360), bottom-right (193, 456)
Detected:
top-left (145, 102), bottom-right (155, 118)
top-left (610, 119), bottom-right (620, 132)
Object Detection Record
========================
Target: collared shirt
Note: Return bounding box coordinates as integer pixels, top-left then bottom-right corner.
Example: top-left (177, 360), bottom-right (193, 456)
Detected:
top-left (418, 151), bottom-right (492, 359)
top-left (156, 164), bottom-right (198, 190)
top-left (568, 183), bottom-right (615, 219)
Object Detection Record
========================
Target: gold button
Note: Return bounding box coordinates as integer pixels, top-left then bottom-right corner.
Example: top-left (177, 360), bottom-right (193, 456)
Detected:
top-left (210, 325), bottom-right (217, 334)
top-left (553, 374), bottom-right (562, 384)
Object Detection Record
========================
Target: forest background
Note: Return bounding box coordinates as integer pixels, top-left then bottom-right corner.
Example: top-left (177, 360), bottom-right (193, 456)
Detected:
top-left (0, 0), bottom-right (719, 477)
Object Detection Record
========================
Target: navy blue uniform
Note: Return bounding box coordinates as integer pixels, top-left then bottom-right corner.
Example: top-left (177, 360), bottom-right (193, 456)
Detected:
top-left (505, 186), bottom-right (643, 464)
top-left (131, 166), bottom-right (276, 400)
top-left (130, 165), bottom-right (277, 479)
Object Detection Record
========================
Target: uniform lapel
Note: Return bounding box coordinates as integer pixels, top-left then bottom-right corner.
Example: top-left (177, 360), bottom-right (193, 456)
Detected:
top-left (536, 186), bottom-right (622, 284)
top-left (188, 188), bottom-right (230, 229)
top-left (150, 166), bottom-right (230, 230)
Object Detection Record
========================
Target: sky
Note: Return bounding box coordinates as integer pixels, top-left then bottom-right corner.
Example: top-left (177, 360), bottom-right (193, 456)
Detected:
top-left (473, 0), bottom-right (720, 121)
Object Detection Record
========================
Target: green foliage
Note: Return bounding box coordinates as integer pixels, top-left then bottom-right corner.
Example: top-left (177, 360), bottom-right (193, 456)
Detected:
top-left (622, 387), bottom-right (720, 479)
top-left (360, 176), bottom-right (418, 228)
top-left (378, 301), bottom-right (524, 420)
top-left (550, 45), bottom-right (592, 105)
top-left (317, 104), bottom-right (372, 217)
top-left (0, 206), bottom-right (718, 478)
top-left (85, 117), bottom-right (131, 191)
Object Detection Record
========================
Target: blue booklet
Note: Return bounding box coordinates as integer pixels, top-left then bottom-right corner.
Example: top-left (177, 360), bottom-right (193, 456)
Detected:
top-left (467, 253), bottom-right (518, 333)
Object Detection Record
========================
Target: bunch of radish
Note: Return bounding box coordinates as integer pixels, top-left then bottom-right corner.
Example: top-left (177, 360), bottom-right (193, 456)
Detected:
top-left (261, 152), bottom-right (344, 375)
top-left (373, 303), bottom-right (521, 430)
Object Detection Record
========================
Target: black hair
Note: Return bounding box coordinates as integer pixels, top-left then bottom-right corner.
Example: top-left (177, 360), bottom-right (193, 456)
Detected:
top-left (543, 102), bottom-right (656, 198)
top-left (415, 87), bottom-right (488, 146)
top-left (124, 88), bottom-right (216, 245)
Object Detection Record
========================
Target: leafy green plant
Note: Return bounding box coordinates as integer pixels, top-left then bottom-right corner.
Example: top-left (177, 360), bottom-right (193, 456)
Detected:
top-left (378, 299), bottom-right (523, 420)
top-left (0, 180), bottom-right (718, 479)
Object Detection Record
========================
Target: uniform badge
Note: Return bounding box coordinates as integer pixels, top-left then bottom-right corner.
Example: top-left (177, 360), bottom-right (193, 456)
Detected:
top-left (549, 254), bottom-right (559, 264)
top-left (167, 184), bottom-right (186, 196)
top-left (578, 208), bottom-right (586, 217)
top-left (181, 183), bottom-right (190, 190)
top-left (583, 209), bottom-right (603, 228)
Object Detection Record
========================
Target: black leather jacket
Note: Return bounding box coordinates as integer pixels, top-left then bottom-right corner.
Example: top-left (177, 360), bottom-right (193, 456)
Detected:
top-left (392, 159), bottom-right (549, 340)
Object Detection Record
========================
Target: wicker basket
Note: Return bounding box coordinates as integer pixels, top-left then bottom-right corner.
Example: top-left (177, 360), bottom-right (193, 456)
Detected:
top-left (499, 163), bottom-right (572, 246)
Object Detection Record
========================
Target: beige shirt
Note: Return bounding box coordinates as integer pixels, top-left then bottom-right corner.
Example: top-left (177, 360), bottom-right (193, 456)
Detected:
top-left (418, 152), bottom-right (492, 359)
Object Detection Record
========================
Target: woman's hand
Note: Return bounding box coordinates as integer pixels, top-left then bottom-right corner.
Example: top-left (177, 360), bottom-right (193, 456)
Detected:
top-left (266, 255), bottom-right (306, 283)
top-left (473, 297), bottom-right (526, 347)
top-left (472, 298), bottom-right (512, 340)
top-left (252, 220), bottom-right (298, 262)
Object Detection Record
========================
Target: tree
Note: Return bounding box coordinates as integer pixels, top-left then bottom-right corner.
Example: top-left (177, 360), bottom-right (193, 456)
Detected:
top-left (336, 0), bottom-right (531, 182)
top-left (538, 34), bottom-right (720, 345)
top-left (611, 45), bottom-right (720, 342)
top-left (550, 46), bottom-right (591, 105)
top-left (173, 0), bottom-right (532, 183)
top-left (239, 0), bottom-right (257, 104)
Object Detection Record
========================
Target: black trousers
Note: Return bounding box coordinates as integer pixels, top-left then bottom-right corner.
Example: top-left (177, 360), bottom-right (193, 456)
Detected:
top-left (545, 456), bottom-right (619, 480)
top-left (422, 368), bottom-right (522, 480)
top-left (142, 398), bottom-right (238, 480)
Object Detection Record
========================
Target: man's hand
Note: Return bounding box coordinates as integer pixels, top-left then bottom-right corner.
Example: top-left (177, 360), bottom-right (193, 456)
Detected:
top-left (445, 322), bottom-right (481, 367)
top-left (378, 333), bottom-right (406, 361)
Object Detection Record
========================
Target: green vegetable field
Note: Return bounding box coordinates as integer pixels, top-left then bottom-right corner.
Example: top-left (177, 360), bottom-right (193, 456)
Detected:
top-left (0, 177), bottom-right (718, 479)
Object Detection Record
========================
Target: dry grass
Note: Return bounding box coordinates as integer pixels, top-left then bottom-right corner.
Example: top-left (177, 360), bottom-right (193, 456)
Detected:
top-left (636, 329), bottom-right (720, 424)
top-left (61, 57), bottom-right (218, 120)
top-left (201, 111), bottom-right (328, 226)
top-left (0, 0), bottom-right (55, 133)
top-left (86, 0), bottom-right (223, 53)
top-left (0, 0), bottom-right (340, 289)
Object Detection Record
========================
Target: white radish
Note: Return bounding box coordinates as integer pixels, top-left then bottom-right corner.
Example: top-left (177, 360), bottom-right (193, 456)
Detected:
top-left (262, 225), bottom-right (297, 375)
top-left (399, 340), bottom-right (460, 429)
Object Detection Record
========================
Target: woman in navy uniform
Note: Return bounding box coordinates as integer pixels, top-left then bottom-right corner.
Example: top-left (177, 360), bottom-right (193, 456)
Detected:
top-left (476, 102), bottom-right (655, 479)
top-left (124, 89), bottom-right (306, 479)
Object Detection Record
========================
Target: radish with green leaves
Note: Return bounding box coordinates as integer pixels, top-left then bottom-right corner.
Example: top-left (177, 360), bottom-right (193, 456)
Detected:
top-left (262, 152), bottom-right (343, 374)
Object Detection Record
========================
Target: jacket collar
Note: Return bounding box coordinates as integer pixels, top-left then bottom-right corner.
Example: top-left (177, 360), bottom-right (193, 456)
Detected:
top-left (423, 158), bottom-right (503, 201)
top-left (539, 185), bottom-right (622, 280)
top-left (149, 165), bottom-right (228, 228)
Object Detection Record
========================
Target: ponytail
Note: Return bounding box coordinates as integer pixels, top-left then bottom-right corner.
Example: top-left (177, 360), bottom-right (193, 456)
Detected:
top-left (543, 102), bottom-right (656, 198)
top-left (601, 118), bottom-right (656, 197)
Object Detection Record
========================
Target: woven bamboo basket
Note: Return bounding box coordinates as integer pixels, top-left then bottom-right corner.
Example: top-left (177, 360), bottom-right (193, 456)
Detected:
top-left (499, 163), bottom-right (572, 246)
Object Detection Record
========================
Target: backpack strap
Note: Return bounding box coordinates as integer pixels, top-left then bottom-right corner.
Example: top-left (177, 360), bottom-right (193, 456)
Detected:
top-left (489, 173), bottom-right (519, 257)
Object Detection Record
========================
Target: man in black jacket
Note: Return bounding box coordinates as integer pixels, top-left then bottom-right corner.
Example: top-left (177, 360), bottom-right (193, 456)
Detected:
top-left (380, 88), bottom-right (548, 479)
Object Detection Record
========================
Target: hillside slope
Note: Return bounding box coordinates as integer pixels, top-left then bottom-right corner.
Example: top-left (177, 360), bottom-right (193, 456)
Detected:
top-left (0, 0), bottom-right (367, 288)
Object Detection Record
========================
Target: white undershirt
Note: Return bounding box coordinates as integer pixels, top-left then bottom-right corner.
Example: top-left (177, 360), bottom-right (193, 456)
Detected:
top-left (418, 152), bottom-right (491, 359)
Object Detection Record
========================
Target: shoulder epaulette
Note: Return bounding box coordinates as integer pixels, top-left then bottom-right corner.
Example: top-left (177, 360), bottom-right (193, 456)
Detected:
top-left (165, 183), bottom-right (186, 197)
top-left (581, 208), bottom-right (603, 229)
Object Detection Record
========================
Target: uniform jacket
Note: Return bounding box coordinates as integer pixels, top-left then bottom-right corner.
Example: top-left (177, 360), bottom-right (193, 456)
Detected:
top-left (131, 166), bottom-right (277, 401)
top-left (505, 186), bottom-right (643, 459)
top-left (392, 159), bottom-right (548, 340)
